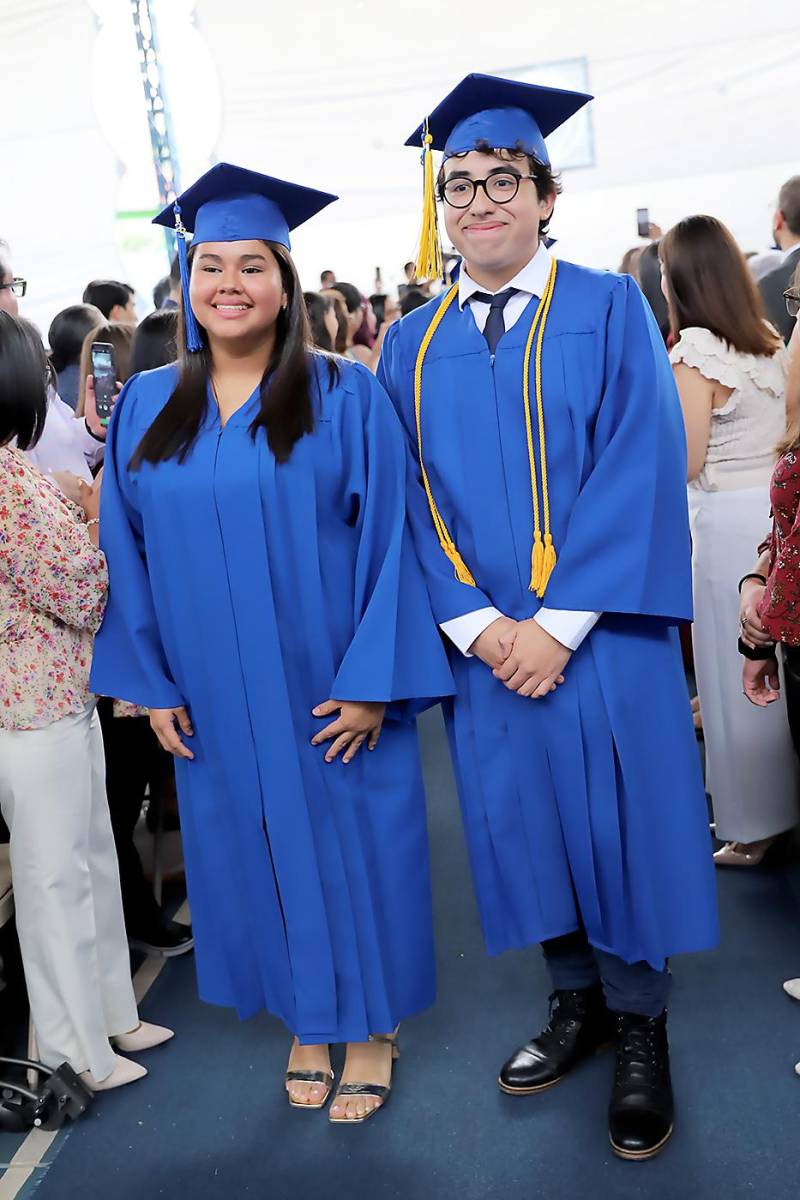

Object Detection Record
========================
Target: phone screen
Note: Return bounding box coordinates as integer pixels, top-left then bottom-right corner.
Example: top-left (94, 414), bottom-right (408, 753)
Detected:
top-left (91, 343), bottom-right (117, 420)
top-left (637, 208), bottom-right (650, 238)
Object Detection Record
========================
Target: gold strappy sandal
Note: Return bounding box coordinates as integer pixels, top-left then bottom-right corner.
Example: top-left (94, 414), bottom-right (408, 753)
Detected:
top-left (328, 1029), bottom-right (400, 1124)
top-left (285, 1042), bottom-right (334, 1110)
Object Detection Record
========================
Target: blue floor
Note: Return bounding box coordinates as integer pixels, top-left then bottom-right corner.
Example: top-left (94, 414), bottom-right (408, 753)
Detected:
top-left (16, 709), bottom-right (800, 1199)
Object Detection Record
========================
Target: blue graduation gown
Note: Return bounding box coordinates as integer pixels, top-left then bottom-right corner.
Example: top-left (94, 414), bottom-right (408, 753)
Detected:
top-left (90, 357), bottom-right (454, 1040)
top-left (378, 264), bottom-right (719, 971)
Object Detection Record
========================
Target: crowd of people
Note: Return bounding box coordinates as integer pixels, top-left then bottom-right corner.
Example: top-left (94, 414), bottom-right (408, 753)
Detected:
top-left (0, 70), bottom-right (799, 1164)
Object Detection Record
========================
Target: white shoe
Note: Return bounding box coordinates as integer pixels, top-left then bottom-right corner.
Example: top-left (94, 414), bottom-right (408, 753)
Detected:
top-left (783, 979), bottom-right (800, 1001)
top-left (112, 1021), bottom-right (175, 1052)
top-left (80, 1054), bottom-right (148, 1092)
top-left (795, 1061), bottom-right (800, 1077)
top-left (712, 838), bottom-right (776, 868)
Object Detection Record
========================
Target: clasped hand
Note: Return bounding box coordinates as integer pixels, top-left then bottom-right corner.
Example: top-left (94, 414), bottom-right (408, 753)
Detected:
top-left (311, 700), bottom-right (386, 763)
top-left (470, 616), bottom-right (570, 699)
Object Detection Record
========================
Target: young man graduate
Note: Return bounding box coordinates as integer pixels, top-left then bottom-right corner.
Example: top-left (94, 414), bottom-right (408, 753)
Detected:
top-left (377, 74), bottom-right (719, 1160)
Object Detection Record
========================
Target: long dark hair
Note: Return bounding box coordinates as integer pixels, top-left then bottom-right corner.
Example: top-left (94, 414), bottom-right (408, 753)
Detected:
top-left (131, 241), bottom-right (336, 469)
top-left (0, 313), bottom-right (49, 450)
top-left (303, 290), bottom-right (335, 352)
top-left (659, 215), bottom-right (781, 357)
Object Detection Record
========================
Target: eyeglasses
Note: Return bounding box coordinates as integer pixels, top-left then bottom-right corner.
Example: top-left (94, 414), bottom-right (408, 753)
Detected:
top-left (440, 171), bottom-right (535, 209)
top-left (784, 288), bottom-right (800, 320)
top-left (0, 278), bottom-right (27, 298)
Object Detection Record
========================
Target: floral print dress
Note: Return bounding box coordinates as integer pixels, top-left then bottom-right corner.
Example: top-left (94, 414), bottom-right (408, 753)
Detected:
top-left (0, 446), bottom-right (107, 730)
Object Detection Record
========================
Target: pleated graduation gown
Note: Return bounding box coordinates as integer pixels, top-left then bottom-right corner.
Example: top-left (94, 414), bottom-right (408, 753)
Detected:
top-left (90, 356), bottom-right (454, 1040)
top-left (378, 263), bottom-right (719, 971)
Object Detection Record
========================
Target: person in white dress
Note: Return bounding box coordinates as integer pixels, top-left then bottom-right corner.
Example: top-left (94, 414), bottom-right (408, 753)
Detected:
top-left (660, 215), bottom-right (799, 865)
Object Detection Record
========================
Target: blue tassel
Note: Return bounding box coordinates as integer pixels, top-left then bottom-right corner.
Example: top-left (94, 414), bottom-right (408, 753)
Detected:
top-left (173, 202), bottom-right (203, 353)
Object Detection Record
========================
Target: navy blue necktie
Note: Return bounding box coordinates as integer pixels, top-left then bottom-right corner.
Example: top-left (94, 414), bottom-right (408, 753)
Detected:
top-left (471, 287), bottom-right (518, 355)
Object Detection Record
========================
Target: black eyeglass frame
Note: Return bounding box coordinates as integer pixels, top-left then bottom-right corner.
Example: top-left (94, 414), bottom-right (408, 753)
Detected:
top-left (0, 278), bottom-right (27, 298)
top-left (784, 288), bottom-right (800, 320)
top-left (438, 170), bottom-right (537, 210)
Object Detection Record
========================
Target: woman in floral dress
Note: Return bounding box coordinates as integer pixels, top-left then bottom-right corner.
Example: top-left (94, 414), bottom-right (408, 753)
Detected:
top-left (0, 311), bottom-right (172, 1091)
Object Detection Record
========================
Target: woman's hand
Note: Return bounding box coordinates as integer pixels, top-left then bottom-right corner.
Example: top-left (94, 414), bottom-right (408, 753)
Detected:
top-left (150, 707), bottom-right (195, 759)
top-left (739, 579), bottom-right (772, 648)
top-left (77, 473), bottom-right (102, 523)
top-left (84, 374), bottom-right (122, 438)
top-left (311, 700), bottom-right (386, 763)
top-left (742, 656), bottom-right (781, 707)
top-left (50, 469), bottom-right (85, 505)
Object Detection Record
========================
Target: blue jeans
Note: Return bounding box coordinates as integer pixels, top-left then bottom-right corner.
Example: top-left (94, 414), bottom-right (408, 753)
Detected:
top-left (542, 928), bottom-right (671, 1018)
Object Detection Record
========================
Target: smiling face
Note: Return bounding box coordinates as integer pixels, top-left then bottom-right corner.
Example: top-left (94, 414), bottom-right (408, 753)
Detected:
top-left (189, 240), bottom-right (286, 346)
top-left (441, 149), bottom-right (556, 287)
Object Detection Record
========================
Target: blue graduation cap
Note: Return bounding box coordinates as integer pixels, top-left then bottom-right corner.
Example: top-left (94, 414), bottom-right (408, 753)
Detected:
top-left (153, 163), bottom-right (338, 351)
top-left (406, 73), bottom-right (593, 165)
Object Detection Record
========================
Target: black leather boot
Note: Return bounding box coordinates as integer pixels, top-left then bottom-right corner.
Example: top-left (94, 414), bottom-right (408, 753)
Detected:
top-left (608, 1011), bottom-right (674, 1160)
top-left (498, 983), bottom-right (613, 1095)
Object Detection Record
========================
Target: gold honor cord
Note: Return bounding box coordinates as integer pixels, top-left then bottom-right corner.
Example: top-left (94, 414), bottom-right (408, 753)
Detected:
top-left (413, 256), bottom-right (559, 598)
top-left (523, 256), bottom-right (558, 596)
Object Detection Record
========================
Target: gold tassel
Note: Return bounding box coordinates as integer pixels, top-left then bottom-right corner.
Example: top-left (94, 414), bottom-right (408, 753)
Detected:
top-left (530, 532), bottom-right (544, 593)
top-left (414, 123), bottom-right (443, 282)
top-left (447, 546), bottom-right (477, 587)
top-left (536, 533), bottom-right (558, 598)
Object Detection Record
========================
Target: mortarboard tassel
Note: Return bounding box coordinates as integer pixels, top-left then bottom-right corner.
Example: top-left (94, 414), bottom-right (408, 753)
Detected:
top-left (173, 201), bottom-right (203, 353)
top-left (414, 122), bottom-right (443, 283)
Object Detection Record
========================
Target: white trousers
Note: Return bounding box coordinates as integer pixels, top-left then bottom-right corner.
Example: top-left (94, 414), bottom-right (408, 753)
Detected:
top-left (690, 485), bottom-right (800, 842)
top-left (0, 705), bottom-right (138, 1078)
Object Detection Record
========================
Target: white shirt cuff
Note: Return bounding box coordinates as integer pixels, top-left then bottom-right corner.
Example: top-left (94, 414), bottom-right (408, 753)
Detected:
top-left (533, 608), bottom-right (601, 651)
top-left (440, 607), bottom-right (503, 657)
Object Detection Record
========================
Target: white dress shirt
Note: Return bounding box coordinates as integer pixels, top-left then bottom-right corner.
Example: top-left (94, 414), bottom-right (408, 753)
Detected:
top-left (439, 244), bottom-right (601, 657)
top-left (23, 389), bottom-right (104, 485)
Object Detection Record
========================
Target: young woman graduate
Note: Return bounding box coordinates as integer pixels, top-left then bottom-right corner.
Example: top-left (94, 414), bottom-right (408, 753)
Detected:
top-left (377, 75), bottom-right (719, 1160)
top-left (90, 164), bottom-right (453, 1123)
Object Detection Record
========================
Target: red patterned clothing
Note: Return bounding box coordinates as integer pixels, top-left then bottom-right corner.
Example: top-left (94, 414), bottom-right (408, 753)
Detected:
top-left (0, 446), bottom-right (107, 730)
top-left (757, 449), bottom-right (800, 645)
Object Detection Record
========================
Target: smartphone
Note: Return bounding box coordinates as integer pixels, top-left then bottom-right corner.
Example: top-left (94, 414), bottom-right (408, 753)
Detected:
top-left (636, 208), bottom-right (650, 239)
top-left (91, 342), bottom-right (117, 421)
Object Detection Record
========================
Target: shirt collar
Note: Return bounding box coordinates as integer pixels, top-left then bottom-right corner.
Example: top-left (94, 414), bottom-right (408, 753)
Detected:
top-left (458, 242), bottom-right (552, 310)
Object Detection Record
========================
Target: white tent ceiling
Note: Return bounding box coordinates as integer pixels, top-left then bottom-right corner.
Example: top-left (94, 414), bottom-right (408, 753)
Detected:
top-left (2, 0), bottom-right (798, 334)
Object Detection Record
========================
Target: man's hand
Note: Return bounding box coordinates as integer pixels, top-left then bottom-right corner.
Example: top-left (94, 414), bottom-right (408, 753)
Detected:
top-left (150, 707), bottom-right (195, 759)
top-left (311, 700), bottom-right (386, 763)
top-left (493, 619), bottom-right (572, 698)
top-left (742, 656), bottom-right (781, 707)
top-left (468, 616), bottom-right (519, 669)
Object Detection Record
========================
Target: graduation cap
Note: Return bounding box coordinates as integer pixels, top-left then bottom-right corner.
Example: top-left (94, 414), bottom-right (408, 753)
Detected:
top-left (153, 163), bottom-right (338, 351)
top-left (406, 73), bottom-right (592, 279)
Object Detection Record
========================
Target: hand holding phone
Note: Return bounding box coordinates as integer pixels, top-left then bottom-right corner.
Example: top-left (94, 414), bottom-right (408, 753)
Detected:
top-left (90, 342), bottom-right (118, 421)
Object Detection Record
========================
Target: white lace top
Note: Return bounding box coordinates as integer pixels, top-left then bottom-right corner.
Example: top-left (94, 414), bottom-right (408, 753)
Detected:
top-left (670, 326), bottom-right (788, 492)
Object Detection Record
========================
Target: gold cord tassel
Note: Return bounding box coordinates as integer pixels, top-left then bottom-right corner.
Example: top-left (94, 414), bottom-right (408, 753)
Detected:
top-left (414, 122), bottom-right (443, 283)
top-left (531, 532), bottom-right (545, 594)
top-left (540, 532), bottom-right (557, 594)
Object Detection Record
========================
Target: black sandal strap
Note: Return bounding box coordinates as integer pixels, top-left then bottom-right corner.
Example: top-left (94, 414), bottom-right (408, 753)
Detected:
top-left (285, 1069), bottom-right (334, 1085)
top-left (334, 1082), bottom-right (391, 1100)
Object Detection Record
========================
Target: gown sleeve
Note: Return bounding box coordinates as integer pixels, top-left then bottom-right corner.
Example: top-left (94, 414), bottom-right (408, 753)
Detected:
top-left (329, 364), bottom-right (454, 710)
top-left (541, 275), bottom-right (694, 622)
top-left (89, 377), bottom-right (186, 709)
top-left (377, 323), bottom-right (495, 625)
